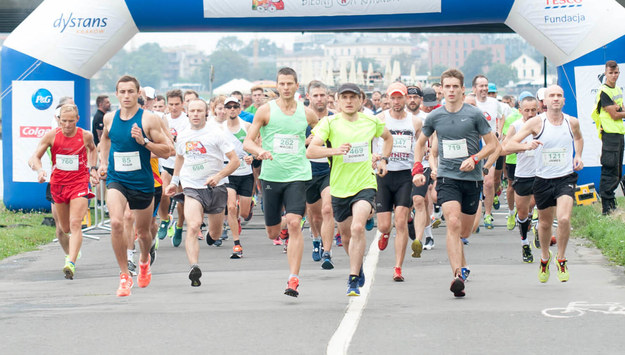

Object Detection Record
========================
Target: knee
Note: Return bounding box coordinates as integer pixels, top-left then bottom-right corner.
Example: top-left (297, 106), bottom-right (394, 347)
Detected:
top-left (446, 215), bottom-right (461, 230)
top-left (558, 215), bottom-right (570, 227)
top-left (287, 218), bottom-right (301, 231)
top-left (483, 178), bottom-right (494, 190)
top-left (321, 204), bottom-right (333, 219)
top-left (351, 222), bottom-right (365, 236)
top-left (377, 220), bottom-right (391, 233)
top-left (413, 197), bottom-right (425, 211)
top-left (69, 217), bottom-right (82, 231)
top-left (110, 219), bottom-right (123, 232)
top-left (227, 204), bottom-right (238, 217)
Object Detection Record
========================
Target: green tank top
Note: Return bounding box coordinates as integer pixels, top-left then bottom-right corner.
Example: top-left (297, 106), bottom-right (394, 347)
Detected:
top-left (503, 109), bottom-right (521, 165)
top-left (259, 100), bottom-right (311, 182)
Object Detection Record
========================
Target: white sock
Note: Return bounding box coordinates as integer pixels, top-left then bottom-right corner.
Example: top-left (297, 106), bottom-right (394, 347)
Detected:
top-left (127, 249), bottom-right (135, 261)
top-left (424, 225), bottom-right (433, 238)
top-left (509, 209), bottom-right (515, 216)
top-left (521, 238), bottom-right (530, 246)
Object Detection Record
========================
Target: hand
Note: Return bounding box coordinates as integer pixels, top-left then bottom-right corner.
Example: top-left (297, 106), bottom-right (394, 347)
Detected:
top-left (525, 140), bottom-right (543, 151)
top-left (305, 135), bottom-right (313, 146)
top-left (573, 157), bottom-right (584, 171)
top-left (97, 165), bottom-right (107, 180)
top-left (459, 157), bottom-right (476, 172)
top-left (335, 143), bottom-right (351, 156)
top-left (377, 160), bottom-right (388, 177)
top-left (429, 168), bottom-right (437, 180)
top-left (257, 149), bottom-right (273, 160)
top-left (89, 169), bottom-right (99, 186)
top-left (131, 123), bottom-right (144, 145)
top-left (244, 155), bottom-right (253, 165)
top-left (164, 184), bottom-right (177, 196)
top-left (37, 170), bottom-right (47, 184)
top-left (413, 174), bottom-right (426, 186)
top-left (205, 175), bottom-right (220, 187)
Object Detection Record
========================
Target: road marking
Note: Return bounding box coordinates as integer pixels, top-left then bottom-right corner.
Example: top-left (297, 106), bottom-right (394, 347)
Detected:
top-left (542, 301), bottom-right (625, 318)
top-left (327, 236), bottom-right (381, 355)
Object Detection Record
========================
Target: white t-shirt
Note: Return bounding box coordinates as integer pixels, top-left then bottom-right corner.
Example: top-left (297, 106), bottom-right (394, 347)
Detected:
top-left (175, 123), bottom-right (234, 189)
top-left (476, 97), bottom-right (501, 133)
top-left (161, 112), bottom-right (189, 169)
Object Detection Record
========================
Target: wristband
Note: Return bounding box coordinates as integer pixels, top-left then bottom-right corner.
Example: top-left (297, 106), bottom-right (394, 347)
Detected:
top-left (90, 166), bottom-right (98, 172)
top-left (411, 161), bottom-right (424, 176)
top-left (171, 176), bottom-right (180, 186)
top-left (471, 154), bottom-right (480, 165)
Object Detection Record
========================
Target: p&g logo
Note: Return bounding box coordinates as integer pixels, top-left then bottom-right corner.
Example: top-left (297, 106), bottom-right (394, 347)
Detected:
top-left (32, 88), bottom-right (53, 110)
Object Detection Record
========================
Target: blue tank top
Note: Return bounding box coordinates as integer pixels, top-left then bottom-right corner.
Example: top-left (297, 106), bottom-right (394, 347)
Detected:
top-left (306, 112), bottom-right (333, 176)
top-left (106, 108), bottom-right (154, 193)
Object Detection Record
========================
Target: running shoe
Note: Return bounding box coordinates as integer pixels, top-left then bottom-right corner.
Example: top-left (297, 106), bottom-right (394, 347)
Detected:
top-left (127, 259), bottom-right (138, 276)
top-left (358, 264), bottom-right (365, 287)
top-left (507, 210), bottom-right (517, 231)
top-left (484, 214), bottom-right (494, 229)
top-left (284, 276), bottom-right (299, 297)
top-left (244, 200), bottom-right (254, 222)
top-left (221, 228), bottom-right (229, 241)
top-left (137, 256), bottom-right (152, 288)
top-left (273, 237), bottom-right (283, 246)
top-left (407, 218), bottom-right (416, 241)
top-left (167, 218), bottom-right (176, 238)
top-left (431, 216), bottom-right (442, 229)
top-left (556, 258), bottom-right (569, 282)
top-left (461, 238), bottom-right (469, 245)
top-left (493, 195), bottom-right (500, 210)
top-left (423, 236), bottom-right (435, 250)
top-left (321, 252), bottom-right (334, 270)
top-left (157, 214), bottom-right (172, 240)
top-left (300, 216), bottom-right (307, 231)
top-left (347, 275), bottom-right (360, 296)
top-left (461, 267), bottom-right (471, 281)
top-left (475, 226), bottom-right (480, 234)
top-left (283, 238), bottom-right (289, 253)
top-left (213, 239), bottom-right (223, 247)
top-left (189, 265), bottom-right (202, 287)
top-left (335, 233), bottom-right (343, 247)
top-left (231, 245), bottom-right (243, 259)
top-left (538, 250), bottom-right (553, 283)
top-left (116, 273), bottom-right (133, 297)
top-left (450, 276), bottom-right (465, 297)
top-left (172, 226), bottom-right (183, 247)
top-left (63, 259), bottom-right (75, 280)
top-left (550, 235), bottom-right (557, 246)
top-left (533, 228), bottom-right (541, 249)
top-left (522, 245), bottom-right (534, 263)
top-left (279, 228), bottom-right (289, 240)
top-left (378, 232), bottom-right (390, 251)
top-left (149, 240), bottom-right (157, 266)
top-left (312, 240), bottom-right (322, 262)
top-left (365, 217), bottom-right (374, 231)
top-left (197, 229), bottom-right (204, 240)
top-left (411, 239), bottom-right (423, 258)
top-left (393, 267), bottom-right (404, 282)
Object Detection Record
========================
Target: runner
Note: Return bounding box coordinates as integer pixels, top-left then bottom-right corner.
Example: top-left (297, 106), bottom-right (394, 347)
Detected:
top-left (507, 85), bottom-right (584, 283)
top-left (413, 69), bottom-right (497, 297)
top-left (164, 99), bottom-right (239, 286)
top-left (98, 75), bottom-right (173, 297)
top-left (29, 104), bottom-right (98, 280)
top-left (243, 67), bottom-right (318, 297)
top-left (502, 93), bottom-right (539, 263)
top-left (308, 82), bottom-right (392, 296)
top-left (222, 96), bottom-right (255, 259)
top-left (304, 80), bottom-right (336, 268)
top-left (374, 82), bottom-right (422, 282)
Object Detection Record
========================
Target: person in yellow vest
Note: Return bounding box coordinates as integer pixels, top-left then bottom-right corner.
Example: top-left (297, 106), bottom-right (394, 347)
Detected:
top-left (592, 60), bottom-right (625, 214)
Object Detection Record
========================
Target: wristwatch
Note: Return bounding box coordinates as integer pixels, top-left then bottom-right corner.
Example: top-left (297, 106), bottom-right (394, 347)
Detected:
top-left (482, 167), bottom-right (489, 176)
top-left (380, 156), bottom-right (389, 163)
top-left (143, 137), bottom-right (150, 146)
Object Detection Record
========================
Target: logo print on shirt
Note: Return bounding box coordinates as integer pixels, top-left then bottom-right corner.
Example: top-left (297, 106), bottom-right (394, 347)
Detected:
top-left (185, 141), bottom-right (207, 155)
top-left (483, 112), bottom-right (492, 121)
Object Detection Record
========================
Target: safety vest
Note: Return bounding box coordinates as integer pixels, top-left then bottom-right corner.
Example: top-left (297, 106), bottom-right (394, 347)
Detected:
top-left (591, 84), bottom-right (625, 137)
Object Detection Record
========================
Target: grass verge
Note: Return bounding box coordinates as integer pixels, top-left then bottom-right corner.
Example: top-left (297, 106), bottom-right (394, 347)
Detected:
top-left (0, 203), bottom-right (56, 260)
top-left (571, 197), bottom-right (625, 267)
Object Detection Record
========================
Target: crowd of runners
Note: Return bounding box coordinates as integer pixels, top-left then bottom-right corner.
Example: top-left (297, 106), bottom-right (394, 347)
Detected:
top-left (31, 59), bottom-right (612, 298)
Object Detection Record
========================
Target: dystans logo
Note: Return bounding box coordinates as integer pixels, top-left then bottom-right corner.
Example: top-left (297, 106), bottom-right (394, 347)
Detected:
top-left (20, 126), bottom-right (52, 138)
top-left (31, 88), bottom-right (53, 110)
top-left (53, 12), bottom-right (108, 34)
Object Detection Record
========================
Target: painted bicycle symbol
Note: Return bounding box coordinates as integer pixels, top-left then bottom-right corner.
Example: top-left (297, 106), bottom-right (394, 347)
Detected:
top-left (542, 302), bottom-right (625, 318)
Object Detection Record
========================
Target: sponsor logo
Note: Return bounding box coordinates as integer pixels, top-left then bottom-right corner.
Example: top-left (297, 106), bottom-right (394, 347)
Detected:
top-left (31, 88), bottom-right (53, 110)
top-left (53, 12), bottom-right (108, 34)
top-left (543, 0), bottom-right (586, 24)
top-left (20, 126), bottom-right (52, 138)
top-left (545, 0), bottom-right (583, 9)
top-left (252, 0), bottom-right (285, 12)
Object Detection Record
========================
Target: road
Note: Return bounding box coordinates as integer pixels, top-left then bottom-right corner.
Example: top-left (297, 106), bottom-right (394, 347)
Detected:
top-left (1, 206), bottom-right (625, 355)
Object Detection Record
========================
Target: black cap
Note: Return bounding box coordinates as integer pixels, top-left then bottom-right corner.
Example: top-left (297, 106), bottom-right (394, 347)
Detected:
top-left (337, 83), bottom-right (361, 95)
top-left (407, 86), bottom-right (423, 97)
top-left (422, 87), bottom-right (438, 107)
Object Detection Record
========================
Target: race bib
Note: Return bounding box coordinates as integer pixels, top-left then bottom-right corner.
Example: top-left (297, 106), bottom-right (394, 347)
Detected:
top-left (56, 154), bottom-right (79, 171)
top-left (442, 139), bottom-right (469, 159)
top-left (237, 156), bottom-right (249, 172)
top-left (542, 148), bottom-right (567, 167)
top-left (114, 151), bottom-right (141, 172)
top-left (392, 135), bottom-right (412, 153)
top-left (273, 134), bottom-right (299, 154)
top-left (189, 160), bottom-right (211, 178)
top-left (343, 142), bottom-right (369, 163)
top-left (525, 149), bottom-right (536, 157)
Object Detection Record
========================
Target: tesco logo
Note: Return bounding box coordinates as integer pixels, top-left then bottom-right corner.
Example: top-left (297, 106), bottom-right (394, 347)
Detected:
top-left (546, 0), bottom-right (582, 4)
top-left (20, 126), bottom-right (52, 138)
top-left (32, 88), bottom-right (53, 110)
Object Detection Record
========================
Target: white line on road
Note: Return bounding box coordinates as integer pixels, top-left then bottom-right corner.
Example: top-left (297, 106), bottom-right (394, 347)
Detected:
top-left (326, 235), bottom-right (381, 355)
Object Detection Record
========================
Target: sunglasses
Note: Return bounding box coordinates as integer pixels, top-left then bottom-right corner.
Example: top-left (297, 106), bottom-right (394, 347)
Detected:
top-left (225, 105), bottom-right (240, 109)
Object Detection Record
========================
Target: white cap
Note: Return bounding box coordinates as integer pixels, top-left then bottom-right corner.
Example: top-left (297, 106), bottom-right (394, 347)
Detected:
top-left (224, 96), bottom-right (240, 105)
top-left (143, 86), bottom-right (156, 99)
top-left (536, 87), bottom-right (546, 101)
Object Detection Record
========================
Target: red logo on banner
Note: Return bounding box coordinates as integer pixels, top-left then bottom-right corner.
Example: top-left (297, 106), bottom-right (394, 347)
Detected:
top-left (20, 126), bottom-right (51, 138)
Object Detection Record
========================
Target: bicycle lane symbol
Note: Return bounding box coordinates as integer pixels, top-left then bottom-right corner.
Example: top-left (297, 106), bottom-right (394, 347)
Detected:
top-left (542, 301), bottom-right (625, 318)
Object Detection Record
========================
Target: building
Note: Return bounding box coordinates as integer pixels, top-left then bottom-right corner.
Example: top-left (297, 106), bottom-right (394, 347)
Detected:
top-left (428, 34), bottom-right (505, 70)
top-left (510, 54), bottom-right (542, 83)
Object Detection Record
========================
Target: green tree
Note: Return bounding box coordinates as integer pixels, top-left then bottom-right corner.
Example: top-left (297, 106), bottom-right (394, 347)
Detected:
top-left (239, 38), bottom-right (282, 57)
top-left (247, 61), bottom-right (277, 81)
top-left (487, 63), bottom-right (518, 88)
top-left (201, 48), bottom-right (249, 87)
top-left (391, 52), bottom-right (417, 75)
top-left (430, 64), bottom-right (448, 79)
top-left (216, 36), bottom-right (245, 51)
top-left (121, 43), bottom-right (167, 88)
top-left (461, 49), bottom-right (492, 85)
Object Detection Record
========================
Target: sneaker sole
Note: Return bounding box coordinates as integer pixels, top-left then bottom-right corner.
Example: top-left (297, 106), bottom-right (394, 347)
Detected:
top-left (189, 267), bottom-right (202, 287)
top-left (230, 252), bottom-right (243, 259)
top-left (411, 240), bottom-right (423, 258)
top-left (284, 288), bottom-right (299, 297)
top-left (450, 278), bottom-right (465, 297)
top-left (63, 266), bottom-right (74, 280)
top-left (393, 276), bottom-right (404, 282)
top-left (321, 259), bottom-right (334, 270)
top-left (347, 290), bottom-right (360, 296)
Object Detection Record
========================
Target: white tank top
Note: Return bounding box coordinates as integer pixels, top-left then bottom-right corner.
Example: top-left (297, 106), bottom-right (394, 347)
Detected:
top-left (511, 119), bottom-right (536, 178)
top-left (160, 112), bottom-right (189, 169)
top-left (222, 119), bottom-right (253, 176)
top-left (416, 111), bottom-right (430, 168)
top-left (384, 110), bottom-right (415, 171)
top-left (534, 113), bottom-right (574, 179)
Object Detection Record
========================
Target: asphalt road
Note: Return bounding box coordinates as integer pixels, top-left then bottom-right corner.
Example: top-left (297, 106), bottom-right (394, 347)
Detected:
top-left (1, 205), bottom-right (625, 355)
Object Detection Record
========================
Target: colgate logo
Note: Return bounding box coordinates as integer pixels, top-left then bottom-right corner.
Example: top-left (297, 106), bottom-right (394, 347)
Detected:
top-left (20, 126), bottom-right (51, 138)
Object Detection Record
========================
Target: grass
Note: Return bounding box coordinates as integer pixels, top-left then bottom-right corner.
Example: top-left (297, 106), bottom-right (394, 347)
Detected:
top-left (571, 197), bottom-right (625, 267)
top-left (0, 203), bottom-right (56, 260)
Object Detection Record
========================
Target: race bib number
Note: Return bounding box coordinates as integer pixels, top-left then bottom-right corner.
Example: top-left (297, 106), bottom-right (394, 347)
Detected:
top-left (542, 148), bottom-right (567, 167)
top-left (273, 134), bottom-right (299, 154)
top-left (392, 135), bottom-right (412, 153)
top-left (343, 142), bottom-right (369, 163)
top-left (189, 160), bottom-right (211, 178)
top-left (56, 154), bottom-right (79, 171)
top-left (114, 151), bottom-right (140, 172)
top-left (442, 139), bottom-right (468, 159)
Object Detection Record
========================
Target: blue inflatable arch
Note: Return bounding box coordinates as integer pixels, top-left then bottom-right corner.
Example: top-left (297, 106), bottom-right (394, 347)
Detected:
top-left (3, 0), bottom-right (625, 210)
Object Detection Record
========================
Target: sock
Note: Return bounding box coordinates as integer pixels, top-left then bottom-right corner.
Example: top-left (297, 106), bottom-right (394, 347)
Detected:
top-left (206, 235), bottom-right (215, 245)
top-left (557, 258), bottom-right (566, 263)
top-left (234, 240), bottom-right (241, 246)
top-left (127, 249), bottom-right (135, 260)
top-left (509, 209), bottom-right (515, 216)
top-left (541, 256), bottom-right (549, 263)
top-left (191, 263), bottom-right (199, 269)
top-left (424, 225), bottom-right (433, 238)
top-left (517, 217), bottom-right (530, 240)
top-left (289, 274), bottom-right (299, 280)
top-left (312, 236), bottom-right (321, 242)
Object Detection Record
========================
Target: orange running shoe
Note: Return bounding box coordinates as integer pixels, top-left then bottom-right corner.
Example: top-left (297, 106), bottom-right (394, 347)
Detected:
top-left (284, 276), bottom-right (299, 297)
top-left (116, 273), bottom-right (133, 297)
top-left (137, 256), bottom-right (152, 288)
top-left (393, 267), bottom-right (404, 282)
top-left (378, 233), bottom-right (390, 251)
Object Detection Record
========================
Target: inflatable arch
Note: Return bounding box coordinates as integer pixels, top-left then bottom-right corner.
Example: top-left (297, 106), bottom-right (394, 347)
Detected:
top-left (2, 0), bottom-right (625, 210)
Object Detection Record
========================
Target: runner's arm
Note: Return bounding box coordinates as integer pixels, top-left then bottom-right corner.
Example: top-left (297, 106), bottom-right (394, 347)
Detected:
top-left (83, 130), bottom-right (99, 185)
top-left (164, 154), bottom-right (184, 196)
top-left (507, 116), bottom-right (543, 152)
top-left (141, 112), bottom-right (174, 159)
top-left (570, 117), bottom-right (584, 171)
top-left (97, 113), bottom-right (114, 175)
top-left (306, 135), bottom-right (349, 158)
top-left (500, 125), bottom-right (517, 155)
top-left (305, 107), bottom-right (319, 129)
top-left (207, 150), bottom-right (239, 187)
top-left (243, 104), bottom-right (270, 158)
top-left (483, 133), bottom-right (502, 168)
top-left (27, 130), bottom-right (55, 182)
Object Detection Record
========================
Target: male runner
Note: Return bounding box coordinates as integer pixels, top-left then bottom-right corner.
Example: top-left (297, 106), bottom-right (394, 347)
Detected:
top-left (165, 99), bottom-right (239, 286)
top-left (507, 85), bottom-right (584, 283)
top-left (29, 104), bottom-right (98, 279)
top-left (98, 75), bottom-right (173, 297)
top-left (243, 67), bottom-right (318, 297)
top-left (413, 69), bottom-right (496, 297)
top-left (308, 82), bottom-right (392, 296)
top-left (245, 86), bottom-right (265, 115)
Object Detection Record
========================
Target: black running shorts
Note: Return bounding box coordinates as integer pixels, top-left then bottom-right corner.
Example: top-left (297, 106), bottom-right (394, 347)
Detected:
top-left (435, 177), bottom-right (482, 215)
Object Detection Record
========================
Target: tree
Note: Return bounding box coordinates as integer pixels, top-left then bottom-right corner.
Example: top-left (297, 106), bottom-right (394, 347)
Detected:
top-left (391, 52), bottom-right (417, 75)
top-left (430, 64), bottom-right (448, 79)
top-left (201, 48), bottom-right (249, 87)
top-left (216, 36), bottom-right (245, 51)
top-left (123, 43), bottom-right (167, 88)
top-left (487, 63), bottom-right (518, 88)
top-left (247, 61), bottom-right (278, 81)
top-left (239, 38), bottom-right (282, 57)
top-left (461, 49), bottom-right (492, 85)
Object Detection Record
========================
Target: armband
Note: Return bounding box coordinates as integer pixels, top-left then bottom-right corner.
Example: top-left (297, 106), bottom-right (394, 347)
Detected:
top-left (411, 162), bottom-right (424, 176)
top-left (171, 176), bottom-right (180, 186)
